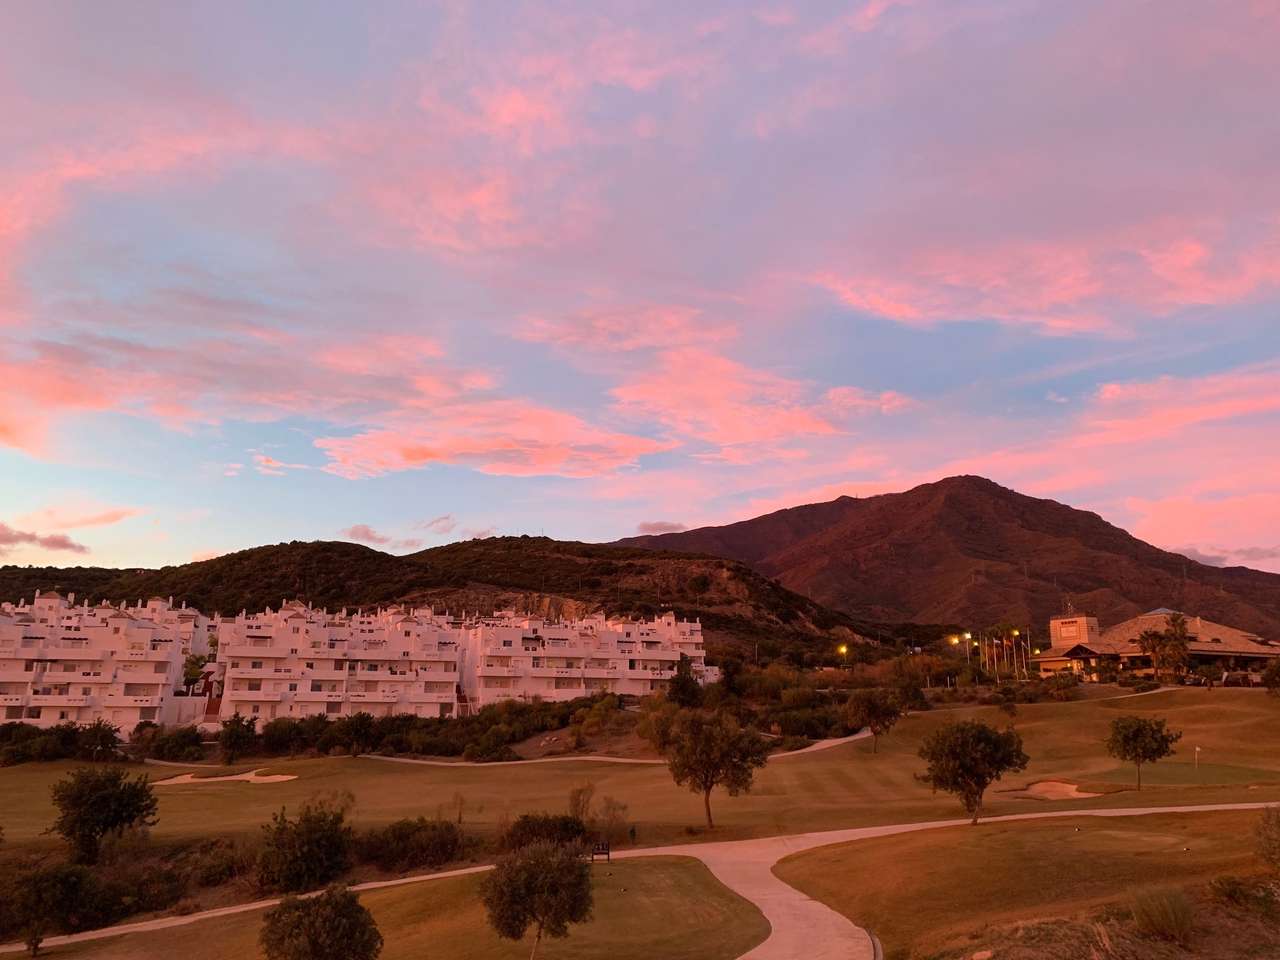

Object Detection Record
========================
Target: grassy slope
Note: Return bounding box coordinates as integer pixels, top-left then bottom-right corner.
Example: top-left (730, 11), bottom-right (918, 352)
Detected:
top-left (774, 811), bottom-right (1266, 959)
top-left (3, 690), bottom-right (1279, 851)
top-left (50, 857), bottom-right (770, 960)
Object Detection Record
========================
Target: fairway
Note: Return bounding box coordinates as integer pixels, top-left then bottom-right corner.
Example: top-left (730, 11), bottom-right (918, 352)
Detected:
top-left (43, 857), bottom-right (768, 960)
top-left (2, 690), bottom-right (1279, 850)
top-left (773, 810), bottom-right (1268, 959)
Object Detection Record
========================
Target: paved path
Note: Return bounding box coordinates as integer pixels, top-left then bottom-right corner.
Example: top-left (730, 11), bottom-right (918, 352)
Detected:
top-left (7, 800), bottom-right (1274, 958)
top-left (361, 730), bottom-right (871, 768)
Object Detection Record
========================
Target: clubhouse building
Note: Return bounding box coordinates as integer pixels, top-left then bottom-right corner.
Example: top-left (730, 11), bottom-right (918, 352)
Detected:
top-left (2, 592), bottom-right (718, 728)
top-left (1033, 608), bottom-right (1279, 682)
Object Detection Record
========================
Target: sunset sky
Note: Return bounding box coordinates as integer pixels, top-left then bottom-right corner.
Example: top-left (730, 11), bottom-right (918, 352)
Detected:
top-left (2, 1), bottom-right (1278, 571)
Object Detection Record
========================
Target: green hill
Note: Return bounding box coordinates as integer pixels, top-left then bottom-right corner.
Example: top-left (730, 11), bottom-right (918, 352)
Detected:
top-left (0, 537), bottom-right (867, 662)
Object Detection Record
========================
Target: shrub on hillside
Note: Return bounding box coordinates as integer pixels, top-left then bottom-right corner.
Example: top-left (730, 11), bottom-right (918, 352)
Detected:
top-left (0, 721), bottom-right (121, 767)
top-left (357, 818), bottom-right (462, 872)
top-left (261, 886), bottom-right (383, 960)
top-left (1257, 807), bottom-right (1280, 873)
top-left (1130, 889), bottom-right (1194, 945)
top-left (257, 798), bottom-right (353, 893)
top-left (148, 726), bottom-right (205, 763)
top-left (502, 814), bottom-right (588, 851)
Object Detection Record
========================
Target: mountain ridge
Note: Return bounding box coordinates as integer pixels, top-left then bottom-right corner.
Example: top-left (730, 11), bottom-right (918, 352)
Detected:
top-left (616, 475), bottom-right (1280, 638)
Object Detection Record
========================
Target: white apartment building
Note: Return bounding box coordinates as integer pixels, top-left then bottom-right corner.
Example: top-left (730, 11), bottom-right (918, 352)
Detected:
top-left (0, 591), bottom-right (212, 730)
top-left (2, 590), bottom-right (720, 729)
top-left (458, 610), bottom-right (719, 710)
top-left (217, 601), bottom-right (460, 723)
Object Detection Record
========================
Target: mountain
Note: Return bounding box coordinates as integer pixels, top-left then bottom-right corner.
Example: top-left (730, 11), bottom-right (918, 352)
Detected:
top-left (0, 537), bottom-right (865, 661)
top-left (617, 476), bottom-right (1280, 638)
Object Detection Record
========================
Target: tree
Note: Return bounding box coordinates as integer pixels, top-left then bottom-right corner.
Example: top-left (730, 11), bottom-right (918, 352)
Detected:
top-left (182, 653), bottom-right (210, 694)
top-left (844, 689), bottom-right (903, 753)
top-left (74, 719), bottom-right (120, 761)
top-left (667, 654), bottom-right (704, 708)
top-left (917, 720), bottom-right (1029, 824)
top-left (664, 710), bottom-right (770, 829)
top-left (1263, 659), bottom-right (1280, 697)
top-left (7, 864), bottom-right (100, 956)
top-left (1136, 629), bottom-right (1169, 682)
top-left (257, 797), bottom-right (354, 893)
top-left (261, 885), bottom-right (382, 960)
top-left (220, 712), bottom-right (259, 764)
top-left (49, 767), bottom-right (158, 864)
top-left (1137, 616), bottom-right (1192, 683)
top-left (1105, 715), bottom-right (1181, 790)
top-left (481, 841), bottom-right (593, 960)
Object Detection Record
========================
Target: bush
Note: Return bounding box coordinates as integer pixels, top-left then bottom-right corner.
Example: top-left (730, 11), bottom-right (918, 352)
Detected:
top-left (261, 885), bottom-right (382, 960)
top-left (181, 838), bottom-right (254, 887)
top-left (1257, 807), bottom-right (1280, 873)
top-left (1133, 680), bottom-right (1161, 693)
top-left (1131, 889), bottom-right (1194, 945)
top-left (357, 818), bottom-right (462, 873)
top-left (502, 814), bottom-right (588, 851)
top-left (257, 798), bottom-right (353, 893)
top-left (50, 767), bottom-right (159, 864)
top-left (149, 726), bottom-right (205, 763)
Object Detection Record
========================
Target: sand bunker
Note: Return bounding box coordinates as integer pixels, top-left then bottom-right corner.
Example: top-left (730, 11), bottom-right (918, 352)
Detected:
top-left (1006, 780), bottom-right (1101, 800)
top-left (153, 768), bottom-right (297, 786)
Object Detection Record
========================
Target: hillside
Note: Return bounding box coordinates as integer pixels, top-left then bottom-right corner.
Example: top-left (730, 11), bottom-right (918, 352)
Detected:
top-left (617, 475), bottom-right (1280, 638)
top-left (0, 537), bottom-right (866, 661)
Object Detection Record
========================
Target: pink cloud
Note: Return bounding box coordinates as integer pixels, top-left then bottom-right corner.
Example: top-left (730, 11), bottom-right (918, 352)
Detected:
top-left (611, 349), bottom-right (907, 452)
top-left (16, 502), bottom-right (140, 530)
top-left (0, 522), bottom-right (88, 556)
top-left (518, 306), bottom-right (735, 352)
top-left (316, 399), bottom-right (670, 479)
top-left (419, 515), bottom-right (458, 535)
top-left (252, 453), bottom-right (310, 477)
top-left (636, 520), bottom-right (687, 535)
top-left (339, 524), bottom-right (390, 545)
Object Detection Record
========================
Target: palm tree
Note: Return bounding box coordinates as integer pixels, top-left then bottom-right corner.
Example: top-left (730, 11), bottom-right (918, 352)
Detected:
top-left (1162, 613), bottom-right (1191, 681)
top-left (1136, 629), bottom-right (1167, 682)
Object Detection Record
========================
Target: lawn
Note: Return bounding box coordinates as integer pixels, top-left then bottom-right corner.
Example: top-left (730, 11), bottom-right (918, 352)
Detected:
top-left (46, 856), bottom-right (769, 960)
top-left (773, 810), bottom-right (1270, 959)
top-left (2, 689), bottom-right (1278, 851)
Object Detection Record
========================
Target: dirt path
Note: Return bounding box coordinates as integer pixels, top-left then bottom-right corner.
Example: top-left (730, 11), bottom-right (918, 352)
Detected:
top-left (7, 800), bottom-right (1274, 958)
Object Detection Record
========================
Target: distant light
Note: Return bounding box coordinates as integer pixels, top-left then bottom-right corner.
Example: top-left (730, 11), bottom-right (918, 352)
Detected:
top-left (837, 644), bottom-right (848, 655)
top-left (1012, 630), bottom-right (1021, 636)
top-left (949, 636), bottom-right (959, 645)
top-left (963, 632), bottom-right (972, 640)
top-left (1033, 648), bottom-right (1041, 655)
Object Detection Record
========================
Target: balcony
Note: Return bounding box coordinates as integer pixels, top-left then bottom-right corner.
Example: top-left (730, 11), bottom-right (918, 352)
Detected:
top-left (28, 694), bottom-right (92, 707)
top-left (303, 669), bottom-right (348, 681)
top-left (0, 669), bottom-right (38, 683)
top-left (477, 665), bottom-right (520, 677)
top-left (223, 689), bottom-right (283, 702)
top-left (226, 667), bottom-right (298, 680)
top-left (102, 694), bottom-right (165, 708)
top-left (346, 691), bottom-right (400, 703)
top-left (114, 648), bottom-right (172, 662)
top-left (222, 643), bottom-right (287, 658)
top-left (407, 691), bottom-right (456, 704)
top-left (295, 691), bottom-right (346, 703)
top-left (0, 694), bottom-right (27, 706)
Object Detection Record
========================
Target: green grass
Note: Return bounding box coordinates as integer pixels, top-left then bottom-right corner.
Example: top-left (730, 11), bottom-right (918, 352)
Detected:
top-left (2, 689), bottom-right (1278, 851)
top-left (773, 810), bottom-right (1268, 959)
top-left (47, 857), bottom-right (769, 960)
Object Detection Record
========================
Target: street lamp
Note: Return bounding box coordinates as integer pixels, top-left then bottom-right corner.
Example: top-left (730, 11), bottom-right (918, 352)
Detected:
top-left (837, 643), bottom-right (848, 667)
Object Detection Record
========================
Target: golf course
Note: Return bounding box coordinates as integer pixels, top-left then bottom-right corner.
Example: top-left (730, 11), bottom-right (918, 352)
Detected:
top-left (2, 688), bottom-right (1278, 958)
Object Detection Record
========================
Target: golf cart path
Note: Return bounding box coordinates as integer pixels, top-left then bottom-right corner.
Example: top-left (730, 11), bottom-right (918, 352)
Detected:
top-left (361, 730), bottom-right (870, 768)
top-left (8, 800), bottom-right (1274, 958)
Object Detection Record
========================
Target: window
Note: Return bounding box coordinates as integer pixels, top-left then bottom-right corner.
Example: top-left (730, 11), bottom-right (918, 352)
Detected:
top-left (251, 660), bottom-right (263, 669)
top-left (288, 683), bottom-right (297, 691)
top-left (247, 680), bottom-right (262, 692)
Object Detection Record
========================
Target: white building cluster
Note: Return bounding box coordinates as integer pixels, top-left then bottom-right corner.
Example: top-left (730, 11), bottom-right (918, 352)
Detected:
top-left (1, 592), bottom-right (718, 730)
top-left (0, 591), bottom-right (213, 730)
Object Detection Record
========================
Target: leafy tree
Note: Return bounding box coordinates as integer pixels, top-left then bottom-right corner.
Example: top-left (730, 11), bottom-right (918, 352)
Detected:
top-left (74, 720), bottom-right (121, 761)
top-left (667, 654), bottom-right (704, 708)
top-left (8, 864), bottom-right (94, 956)
top-left (503, 813), bottom-right (588, 851)
top-left (181, 654), bottom-right (210, 694)
top-left (844, 689), bottom-right (903, 753)
top-left (257, 797), bottom-right (354, 892)
top-left (917, 720), bottom-right (1029, 824)
top-left (1105, 715), bottom-right (1181, 790)
top-left (49, 767), bottom-right (158, 864)
top-left (1263, 659), bottom-right (1280, 697)
top-left (481, 841), bottom-right (593, 960)
top-left (664, 710), bottom-right (770, 828)
top-left (260, 885), bottom-right (382, 960)
top-left (219, 713), bottom-right (259, 764)
top-left (1138, 615), bottom-right (1191, 683)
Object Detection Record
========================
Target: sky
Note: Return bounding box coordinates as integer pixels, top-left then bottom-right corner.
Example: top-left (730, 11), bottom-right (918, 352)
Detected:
top-left (1, 0), bottom-right (1278, 572)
